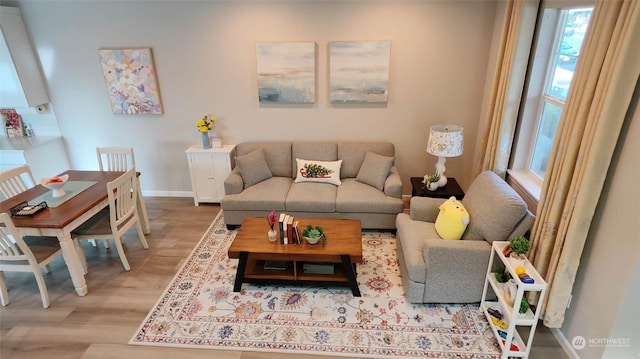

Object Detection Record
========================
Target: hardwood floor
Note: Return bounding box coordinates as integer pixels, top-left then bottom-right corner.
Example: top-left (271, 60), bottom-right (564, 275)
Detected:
top-left (0, 197), bottom-right (568, 359)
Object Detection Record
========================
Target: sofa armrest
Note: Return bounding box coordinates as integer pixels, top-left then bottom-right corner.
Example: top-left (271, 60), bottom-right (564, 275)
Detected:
top-left (409, 197), bottom-right (445, 222)
top-left (423, 239), bottom-right (491, 277)
top-left (383, 165), bottom-right (402, 198)
top-left (224, 168), bottom-right (244, 195)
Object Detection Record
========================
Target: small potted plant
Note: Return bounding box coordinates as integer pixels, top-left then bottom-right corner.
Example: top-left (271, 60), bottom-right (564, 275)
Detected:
top-left (508, 236), bottom-right (530, 266)
top-left (302, 224), bottom-right (325, 246)
top-left (423, 174), bottom-right (440, 191)
top-left (494, 268), bottom-right (512, 284)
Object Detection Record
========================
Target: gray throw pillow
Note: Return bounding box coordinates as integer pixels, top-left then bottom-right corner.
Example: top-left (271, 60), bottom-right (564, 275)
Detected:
top-left (356, 151), bottom-right (394, 191)
top-left (235, 148), bottom-right (272, 188)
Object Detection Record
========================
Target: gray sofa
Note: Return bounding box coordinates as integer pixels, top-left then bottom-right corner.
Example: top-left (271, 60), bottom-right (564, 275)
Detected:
top-left (395, 171), bottom-right (535, 303)
top-left (221, 141), bottom-right (404, 229)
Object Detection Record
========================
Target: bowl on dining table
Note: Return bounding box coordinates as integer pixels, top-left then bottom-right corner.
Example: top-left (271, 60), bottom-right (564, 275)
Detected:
top-left (41, 174), bottom-right (69, 198)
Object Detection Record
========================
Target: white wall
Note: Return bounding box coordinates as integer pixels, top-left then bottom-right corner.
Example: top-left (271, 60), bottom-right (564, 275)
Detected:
top-left (561, 83), bottom-right (640, 358)
top-left (16, 0), bottom-right (497, 195)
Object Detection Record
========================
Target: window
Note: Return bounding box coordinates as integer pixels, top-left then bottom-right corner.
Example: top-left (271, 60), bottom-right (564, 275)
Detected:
top-left (509, 5), bottom-right (593, 198)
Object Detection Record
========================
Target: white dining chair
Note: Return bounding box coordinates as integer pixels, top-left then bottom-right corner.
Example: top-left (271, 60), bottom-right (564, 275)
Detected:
top-left (71, 169), bottom-right (149, 271)
top-left (96, 146), bottom-right (150, 235)
top-left (96, 146), bottom-right (135, 172)
top-left (0, 213), bottom-right (66, 309)
top-left (0, 165), bottom-right (36, 200)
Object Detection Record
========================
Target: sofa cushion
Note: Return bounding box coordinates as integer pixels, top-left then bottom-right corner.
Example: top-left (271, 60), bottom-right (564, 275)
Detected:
top-left (356, 151), bottom-right (394, 190)
top-left (286, 182), bottom-right (337, 212)
top-left (221, 177), bottom-right (292, 211)
top-left (336, 178), bottom-right (405, 214)
top-left (338, 142), bottom-right (395, 178)
top-left (235, 149), bottom-right (272, 188)
top-left (236, 142), bottom-right (292, 177)
top-left (462, 171), bottom-right (527, 242)
top-left (295, 159), bottom-right (342, 185)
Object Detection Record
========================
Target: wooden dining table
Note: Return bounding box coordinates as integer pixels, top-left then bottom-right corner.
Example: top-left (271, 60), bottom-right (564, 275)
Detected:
top-left (0, 170), bottom-right (147, 296)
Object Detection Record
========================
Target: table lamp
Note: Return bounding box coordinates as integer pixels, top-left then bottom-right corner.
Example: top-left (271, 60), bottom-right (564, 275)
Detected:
top-left (426, 125), bottom-right (463, 188)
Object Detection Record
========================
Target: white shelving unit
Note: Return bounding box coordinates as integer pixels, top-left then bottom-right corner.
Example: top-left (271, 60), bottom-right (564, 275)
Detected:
top-left (481, 241), bottom-right (547, 359)
top-left (185, 144), bottom-right (235, 206)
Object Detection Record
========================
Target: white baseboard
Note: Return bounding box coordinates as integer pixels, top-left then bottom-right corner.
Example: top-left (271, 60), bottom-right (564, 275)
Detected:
top-left (551, 327), bottom-right (580, 359)
top-left (140, 190), bottom-right (192, 198)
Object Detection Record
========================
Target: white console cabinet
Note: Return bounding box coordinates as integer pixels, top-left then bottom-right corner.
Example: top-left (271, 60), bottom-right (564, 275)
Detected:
top-left (185, 144), bottom-right (235, 206)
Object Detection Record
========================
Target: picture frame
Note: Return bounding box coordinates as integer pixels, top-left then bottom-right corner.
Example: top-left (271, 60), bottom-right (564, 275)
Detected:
top-left (97, 47), bottom-right (163, 114)
top-left (329, 41), bottom-right (391, 103)
top-left (256, 42), bottom-right (316, 104)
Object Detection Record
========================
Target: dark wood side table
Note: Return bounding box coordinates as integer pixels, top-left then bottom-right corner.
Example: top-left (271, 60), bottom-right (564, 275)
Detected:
top-left (410, 177), bottom-right (465, 199)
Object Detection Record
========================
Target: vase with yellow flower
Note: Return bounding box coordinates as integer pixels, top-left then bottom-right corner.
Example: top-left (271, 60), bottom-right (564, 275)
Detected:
top-left (196, 115), bottom-right (216, 149)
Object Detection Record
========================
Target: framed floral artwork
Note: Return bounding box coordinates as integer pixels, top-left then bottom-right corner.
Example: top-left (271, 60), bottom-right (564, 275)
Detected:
top-left (98, 48), bottom-right (163, 114)
top-left (256, 42), bottom-right (316, 103)
top-left (329, 41), bottom-right (391, 103)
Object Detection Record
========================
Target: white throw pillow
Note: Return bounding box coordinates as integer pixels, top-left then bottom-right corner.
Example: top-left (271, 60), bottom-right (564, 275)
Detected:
top-left (295, 158), bottom-right (342, 186)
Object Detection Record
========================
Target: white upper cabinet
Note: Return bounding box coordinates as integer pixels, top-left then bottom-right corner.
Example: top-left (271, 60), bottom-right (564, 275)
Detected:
top-left (0, 7), bottom-right (49, 108)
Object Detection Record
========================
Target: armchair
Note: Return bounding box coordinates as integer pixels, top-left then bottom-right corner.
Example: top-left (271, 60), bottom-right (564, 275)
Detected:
top-left (395, 171), bottom-right (534, 303)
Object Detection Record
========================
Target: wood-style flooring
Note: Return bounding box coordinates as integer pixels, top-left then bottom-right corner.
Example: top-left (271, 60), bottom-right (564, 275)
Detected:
top-left (0, 197), bottom-right (568, 359)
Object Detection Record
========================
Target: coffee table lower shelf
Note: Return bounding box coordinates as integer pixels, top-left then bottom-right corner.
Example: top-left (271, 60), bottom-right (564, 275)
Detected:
top-left (233, 252), bottom-right (361, 296)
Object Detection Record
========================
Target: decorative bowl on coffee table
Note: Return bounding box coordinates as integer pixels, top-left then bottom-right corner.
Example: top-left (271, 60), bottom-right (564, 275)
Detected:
top-left (41, 174), bottom-right (69, 198)
top-left (304, 234), bottom-right (325, 245)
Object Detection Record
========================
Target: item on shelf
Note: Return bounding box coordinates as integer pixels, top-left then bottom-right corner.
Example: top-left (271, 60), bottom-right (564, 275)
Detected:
top-left (501, 340), bottom-right (520, 352)
top-left (497, 329), bottom-right (507, 339)
top-left (504, 279), bottom-right (518, 306)
top-left (487, 307), bottom-right (503, 320)
top-left (519, 297), bottom-right (530, 314)
top-left (1, 109), bottom-right (24, 137)
top-left (508, 236), bottom-right (530, 265)
top-left (494, 269), bottom-right (512, 283)
top-left (514, 266), bottom-right (526, 276)
top-left (518, 273), bottom-right (535, 284)
top-left (491, 317), bottom-right (508, 330)
top-left (263, 260), bottom-right (288, 271)
top-left (303, 262), bottom-right (334, 275)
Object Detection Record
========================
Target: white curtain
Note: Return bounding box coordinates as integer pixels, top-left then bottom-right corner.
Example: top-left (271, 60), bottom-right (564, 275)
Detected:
top-left (528, 0), bottom-right (640, 328)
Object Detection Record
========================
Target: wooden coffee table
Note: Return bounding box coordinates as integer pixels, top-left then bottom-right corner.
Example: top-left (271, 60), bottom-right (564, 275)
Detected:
top-left (227, 217), bottom-right (363, 296)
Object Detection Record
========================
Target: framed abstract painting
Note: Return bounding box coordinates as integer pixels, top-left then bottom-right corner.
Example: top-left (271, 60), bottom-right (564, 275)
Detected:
top-left (329, 41), bottom-right (391, 103)
top-left (98, 48), bottom-right (163, 114)
top-left (256, 42), bottom-right (316, 103)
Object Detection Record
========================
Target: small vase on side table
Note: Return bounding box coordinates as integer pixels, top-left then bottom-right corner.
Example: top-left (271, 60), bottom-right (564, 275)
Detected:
top-left (201, 132), bottom-right (211, 149)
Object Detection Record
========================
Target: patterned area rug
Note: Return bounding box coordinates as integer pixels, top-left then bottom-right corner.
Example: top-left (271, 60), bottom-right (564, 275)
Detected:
top-left (130, 212), bottom-right (500, 358)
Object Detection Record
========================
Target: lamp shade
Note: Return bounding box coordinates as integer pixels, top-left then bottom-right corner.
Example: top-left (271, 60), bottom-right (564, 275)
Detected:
top-left (427, 125), bottom-right (464, 157)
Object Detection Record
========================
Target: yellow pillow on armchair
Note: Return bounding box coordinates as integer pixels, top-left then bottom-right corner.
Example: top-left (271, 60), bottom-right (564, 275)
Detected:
top-left (435, 196), bottom-right (470, 240)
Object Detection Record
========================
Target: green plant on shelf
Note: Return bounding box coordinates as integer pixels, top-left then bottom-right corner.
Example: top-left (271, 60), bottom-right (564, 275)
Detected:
top-left (494, 269), bottom-right (512, 283)
top-left (519, 296), bottom-right (530, 314)
top-left (509, 236), bottom-right (530, 256)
